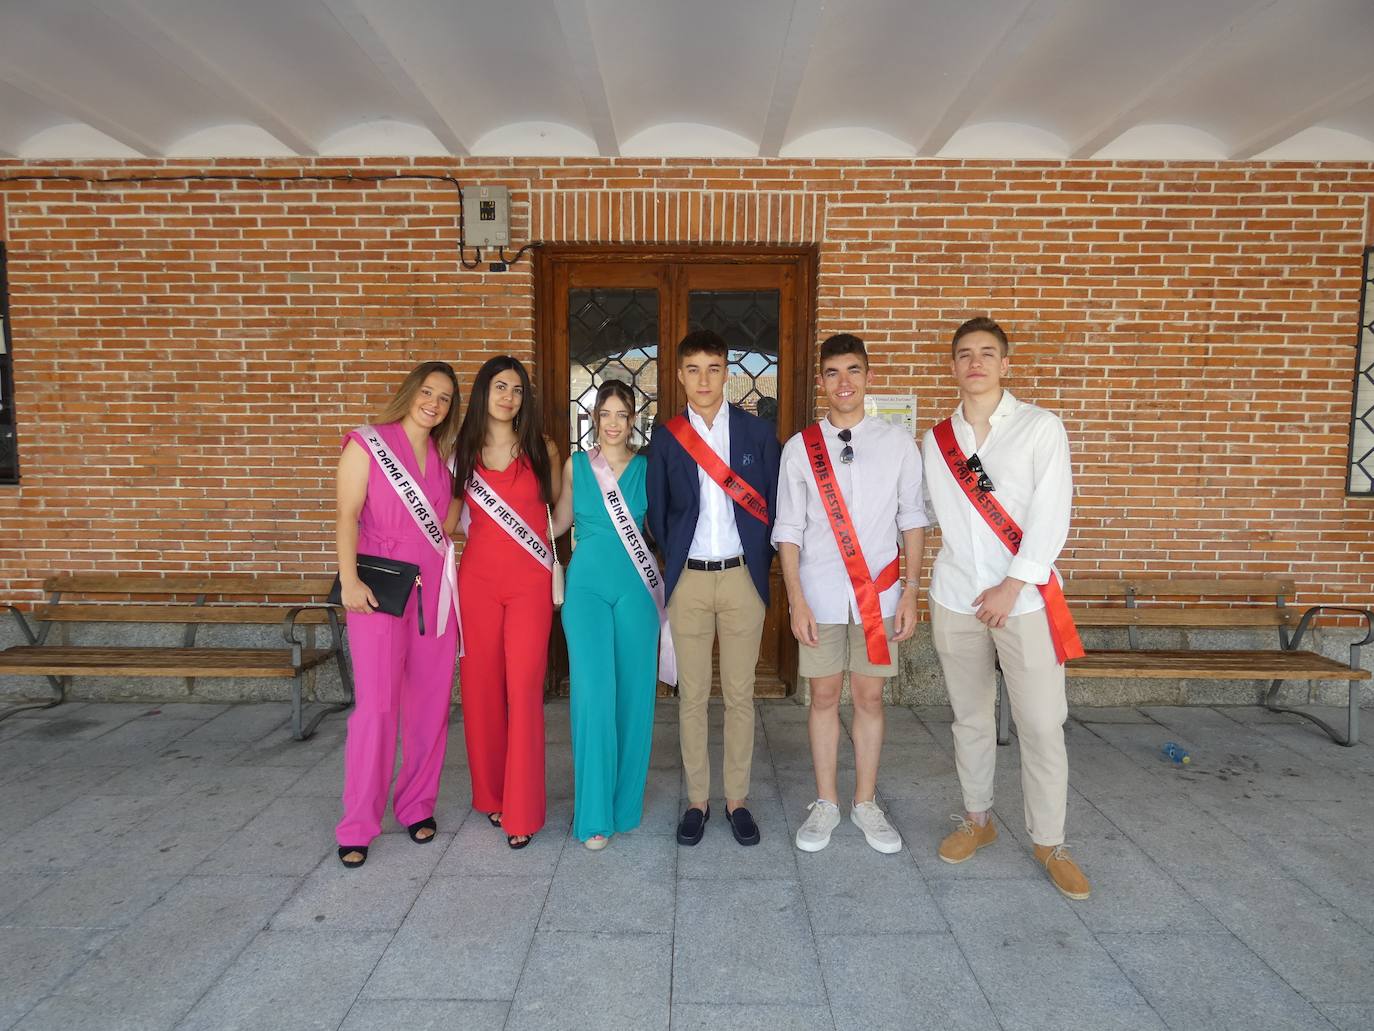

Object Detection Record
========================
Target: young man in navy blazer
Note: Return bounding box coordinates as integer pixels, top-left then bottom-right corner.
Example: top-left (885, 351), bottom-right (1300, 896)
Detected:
top-left (647, 330), bottom-right (781, 847)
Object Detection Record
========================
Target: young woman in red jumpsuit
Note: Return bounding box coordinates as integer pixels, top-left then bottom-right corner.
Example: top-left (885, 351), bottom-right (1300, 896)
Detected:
top-left (451, 357), bottom-right (561, 849)
top-left (335, 362), bottom-right (462, 868)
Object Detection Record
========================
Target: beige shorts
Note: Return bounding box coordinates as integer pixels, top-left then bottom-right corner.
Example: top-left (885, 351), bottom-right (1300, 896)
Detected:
top-left (798, 616), bottom-right (898, 679)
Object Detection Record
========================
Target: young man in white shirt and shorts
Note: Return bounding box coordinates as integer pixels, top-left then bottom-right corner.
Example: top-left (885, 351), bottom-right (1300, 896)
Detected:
top-left (773, 334), bottom-right (928, 854)
top-left (921, 316), bottom-right (1090, 900)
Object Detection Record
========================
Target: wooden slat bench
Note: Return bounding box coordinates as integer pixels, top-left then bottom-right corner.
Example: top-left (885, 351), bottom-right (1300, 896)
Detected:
top-left (995, 577), bottom-right (1372, 747)
top-left (1, 574), bottom-right (353, 740)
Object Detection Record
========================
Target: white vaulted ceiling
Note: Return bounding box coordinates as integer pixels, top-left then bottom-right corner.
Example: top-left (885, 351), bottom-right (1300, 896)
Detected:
top-left (2, 0), bottom-right (1374, 161)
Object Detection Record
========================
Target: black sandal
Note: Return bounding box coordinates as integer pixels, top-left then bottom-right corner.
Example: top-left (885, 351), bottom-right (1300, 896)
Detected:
top-left (337, 845), bottom-right (369, 868)
top-left (407, 817), bottom-right (437, 844)
top-left (486, 812), bottom-right (503, 828)
top-left (507, 834), bottom-right (532, 850)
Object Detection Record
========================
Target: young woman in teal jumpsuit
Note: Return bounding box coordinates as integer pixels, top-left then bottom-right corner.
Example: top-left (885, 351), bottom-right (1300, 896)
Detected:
top-left (551, 380), bottom-right (660, 849)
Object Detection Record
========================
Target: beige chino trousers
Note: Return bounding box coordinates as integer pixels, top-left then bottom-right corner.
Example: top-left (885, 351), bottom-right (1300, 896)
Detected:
top-left (667, 565), bottom-right (765, 803)
top-left (930, 600), bottom-right (1069, 847)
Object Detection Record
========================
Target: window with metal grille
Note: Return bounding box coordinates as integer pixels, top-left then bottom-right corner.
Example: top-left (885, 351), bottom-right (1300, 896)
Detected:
top-left (567, 287), bottom-right (660, 451)
top-left (1349, 245), bottom-right (1374, 496)
top-left (0, 242), bottom-right (18, 484)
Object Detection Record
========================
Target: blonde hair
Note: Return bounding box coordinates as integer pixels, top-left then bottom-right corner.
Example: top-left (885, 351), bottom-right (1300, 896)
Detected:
top-left (376, 361), bottom-right (462, 458)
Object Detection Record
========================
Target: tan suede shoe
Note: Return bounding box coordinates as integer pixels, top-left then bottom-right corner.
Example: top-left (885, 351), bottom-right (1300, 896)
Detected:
top-left (1033, 844), bottom-right (1091, 900)
top-left (938, 815), bottom-right (998, 864)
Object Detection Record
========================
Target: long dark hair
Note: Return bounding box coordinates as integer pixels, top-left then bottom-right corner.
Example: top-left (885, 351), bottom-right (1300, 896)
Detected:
top-left (376, 361), bottom-right (462, 458)
top-left (591, 379), bottom-right (639, 451)
top-left (453, 356), bottom-right (554, 504)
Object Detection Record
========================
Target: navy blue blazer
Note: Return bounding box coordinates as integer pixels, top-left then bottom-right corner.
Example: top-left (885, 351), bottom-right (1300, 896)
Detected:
top-left (646, 404), bottom-right (781, 605)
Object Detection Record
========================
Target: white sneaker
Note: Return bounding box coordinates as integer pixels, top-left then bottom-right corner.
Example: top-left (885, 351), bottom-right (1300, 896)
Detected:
top-left (851, 800), bottom-right (903, 854)
top-left (794, 799), bottom-right (841, 852)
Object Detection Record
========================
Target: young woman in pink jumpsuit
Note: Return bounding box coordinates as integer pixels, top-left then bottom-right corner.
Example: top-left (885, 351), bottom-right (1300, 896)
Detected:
top-left (335, 362), bottom-right (462, 868)
top-left (451, 356), bottom-right (561, 850)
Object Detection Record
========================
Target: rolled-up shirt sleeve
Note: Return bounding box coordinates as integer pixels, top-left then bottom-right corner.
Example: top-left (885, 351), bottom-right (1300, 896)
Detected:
top-left (896, 436), bottom-right (931, 533)
top-left (1005, 414), bottom-right (1072, 586)
top-left (770, 436), bottom-right (809, 550)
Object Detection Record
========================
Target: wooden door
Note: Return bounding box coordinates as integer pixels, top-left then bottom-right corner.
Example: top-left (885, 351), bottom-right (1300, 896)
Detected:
top-left (535, 245), bottom-right (817, 697)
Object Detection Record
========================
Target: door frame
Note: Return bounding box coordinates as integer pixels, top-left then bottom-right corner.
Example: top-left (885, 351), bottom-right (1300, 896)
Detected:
top-left (532, 243), bottom-right (820, 694)
top-left (533, 243), bottom-right (819, 451)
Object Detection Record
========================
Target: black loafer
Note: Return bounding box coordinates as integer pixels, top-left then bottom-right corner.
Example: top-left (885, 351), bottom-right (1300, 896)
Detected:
top-left (725, 805), bottom-right (760, 846)
top-left (676, 804), bottom-right (710, 846)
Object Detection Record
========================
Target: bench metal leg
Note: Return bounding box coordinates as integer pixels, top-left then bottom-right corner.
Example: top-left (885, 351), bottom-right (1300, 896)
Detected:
top-left (1, 605), bottom-right (66, 724)
top-left (996, 667), bottom-right (1011, 746)
top-left (289, 670), bottom-right (353, 742)
top-left (1264, 678), bottom-right (1358, 747)
top-left (285, 607), bottom-right (354, 742)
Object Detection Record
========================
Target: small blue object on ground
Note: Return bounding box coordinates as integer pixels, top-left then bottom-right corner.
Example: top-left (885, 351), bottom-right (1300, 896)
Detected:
top-left (1161, 741), bottom-right (1191, 765)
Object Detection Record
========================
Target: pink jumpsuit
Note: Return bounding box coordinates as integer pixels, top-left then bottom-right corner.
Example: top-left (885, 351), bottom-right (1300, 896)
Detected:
top-left (336, 422), bottom-right (459, 848)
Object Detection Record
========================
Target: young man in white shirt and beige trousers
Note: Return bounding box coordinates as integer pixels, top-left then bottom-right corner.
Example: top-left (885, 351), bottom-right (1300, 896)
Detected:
top-left (921, 316), bottom-right (1090, 900)
top-left (774, 334), bottom-right (928, 854)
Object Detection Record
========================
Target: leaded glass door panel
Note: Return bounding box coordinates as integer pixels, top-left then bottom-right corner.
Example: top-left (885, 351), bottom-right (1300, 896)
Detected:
top-left (567, 287), bottom-right (659, 451)
top-left (679, 263), bottom-right (798, 686)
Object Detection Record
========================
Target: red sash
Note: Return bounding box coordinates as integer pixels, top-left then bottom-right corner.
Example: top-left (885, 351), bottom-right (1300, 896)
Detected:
top-left (932, 418), bottom-right (1084, 665)
top-left (801, 423), bottom-right (900, 664)
top-left (663, 413), bottom-right (769, 525)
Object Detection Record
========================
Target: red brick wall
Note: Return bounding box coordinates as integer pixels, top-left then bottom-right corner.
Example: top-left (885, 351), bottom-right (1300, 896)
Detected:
top-left (1, 158), bottom-right (1371, 609)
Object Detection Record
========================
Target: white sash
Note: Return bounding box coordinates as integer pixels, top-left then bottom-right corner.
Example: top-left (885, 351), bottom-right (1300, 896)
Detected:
top-left (461, 470), bottom-right (554, 571)
top-left (356, 426), bottom-right (459, 642)
top-left (586, 448), bottom-right (677, 686)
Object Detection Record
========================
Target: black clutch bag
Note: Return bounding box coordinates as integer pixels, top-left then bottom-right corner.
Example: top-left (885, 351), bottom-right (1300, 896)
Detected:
top-left (328, 554), bottom-right (421, 621)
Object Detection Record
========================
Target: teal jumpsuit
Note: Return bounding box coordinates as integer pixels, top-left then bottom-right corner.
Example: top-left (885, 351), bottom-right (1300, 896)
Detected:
top-left (561, 451), bottom-right (659, 842)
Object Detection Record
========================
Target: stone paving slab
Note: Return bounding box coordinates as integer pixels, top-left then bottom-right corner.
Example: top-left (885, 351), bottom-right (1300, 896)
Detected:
top-left (36, 873), bottom-right (297, 1029)
top-left (673, 878), bottom-right (826, 1006)
top-left (338, 1000), bottom-right (511, 1030)
top-left (0, 926), bottom-right (112, 1031)
top-left (817, 932), bottom-right (997, 1031)
top-left (507, 930), bottom-right (671, 1031)
top-left (538, 832), bottom-right (676, 933)
top-left (361, 874), bottom-right (547, 1002)
top-left (0, 698), bottom-right (1371, 1030)
top-left (178, 929), bottom-right (392, 1031)
top-left (272, 832), bottom-right (452, 932)
top-left (1098, 931), bottom-right (1330, 1031)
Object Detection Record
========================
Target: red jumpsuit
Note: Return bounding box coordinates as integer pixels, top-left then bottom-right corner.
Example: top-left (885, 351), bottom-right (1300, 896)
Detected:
top-left (457, 455), bottom-right (552, 837)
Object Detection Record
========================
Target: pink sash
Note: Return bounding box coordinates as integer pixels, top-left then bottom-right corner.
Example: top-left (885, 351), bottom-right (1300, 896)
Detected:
top-left (461, 470), bottom-right (554, 571)
top-left (356, 426), bottom-right (459, 641)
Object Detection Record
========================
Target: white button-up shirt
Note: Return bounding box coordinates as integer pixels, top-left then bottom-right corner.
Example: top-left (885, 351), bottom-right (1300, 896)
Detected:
top-left (921, 390), bottom-right (1072, 617)
top-left (772, 416), bottom-right (929, 623)
top-left (686, 403), bottom-right (745, 561)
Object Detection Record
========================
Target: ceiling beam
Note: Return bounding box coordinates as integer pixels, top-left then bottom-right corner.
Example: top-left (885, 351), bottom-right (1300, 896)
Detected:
top-left (915, 0), bottom-right (1070, 157)
top-left (757, 0), bottom-right (826, 157)
top-left (110, 0), bottom-right (317, 155)
top-left (1068, 0), bottom-right (1285, 158)
top-left (1229, 71), bottom-right (1374, 158)
top-left (552, 0), bottom-right (619, 156)
top-left (0, 66), bottom-right (164, 156)
top-left (319, 0), bottom-right (469, 156)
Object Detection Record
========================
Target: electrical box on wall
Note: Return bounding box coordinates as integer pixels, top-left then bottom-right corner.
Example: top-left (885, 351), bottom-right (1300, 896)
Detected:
top-left (463, 185), bottom-right (509, 247)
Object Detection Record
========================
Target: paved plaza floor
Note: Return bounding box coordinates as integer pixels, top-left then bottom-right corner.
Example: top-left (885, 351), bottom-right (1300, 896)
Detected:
top-left (0, 697), bottom-right (1371, 1030)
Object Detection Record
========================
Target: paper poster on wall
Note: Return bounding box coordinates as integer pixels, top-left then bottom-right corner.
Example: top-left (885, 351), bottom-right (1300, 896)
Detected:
top-left (864, 394), bottom-right (918, 435)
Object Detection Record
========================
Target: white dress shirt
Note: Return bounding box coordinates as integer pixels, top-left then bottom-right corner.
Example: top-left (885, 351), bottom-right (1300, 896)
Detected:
top-left (921, 390), bottom-right (1073, 617)
top-left (686, 403), bottom-right (745, 562)
top-left (772, 416), bottom-right (929, 624)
